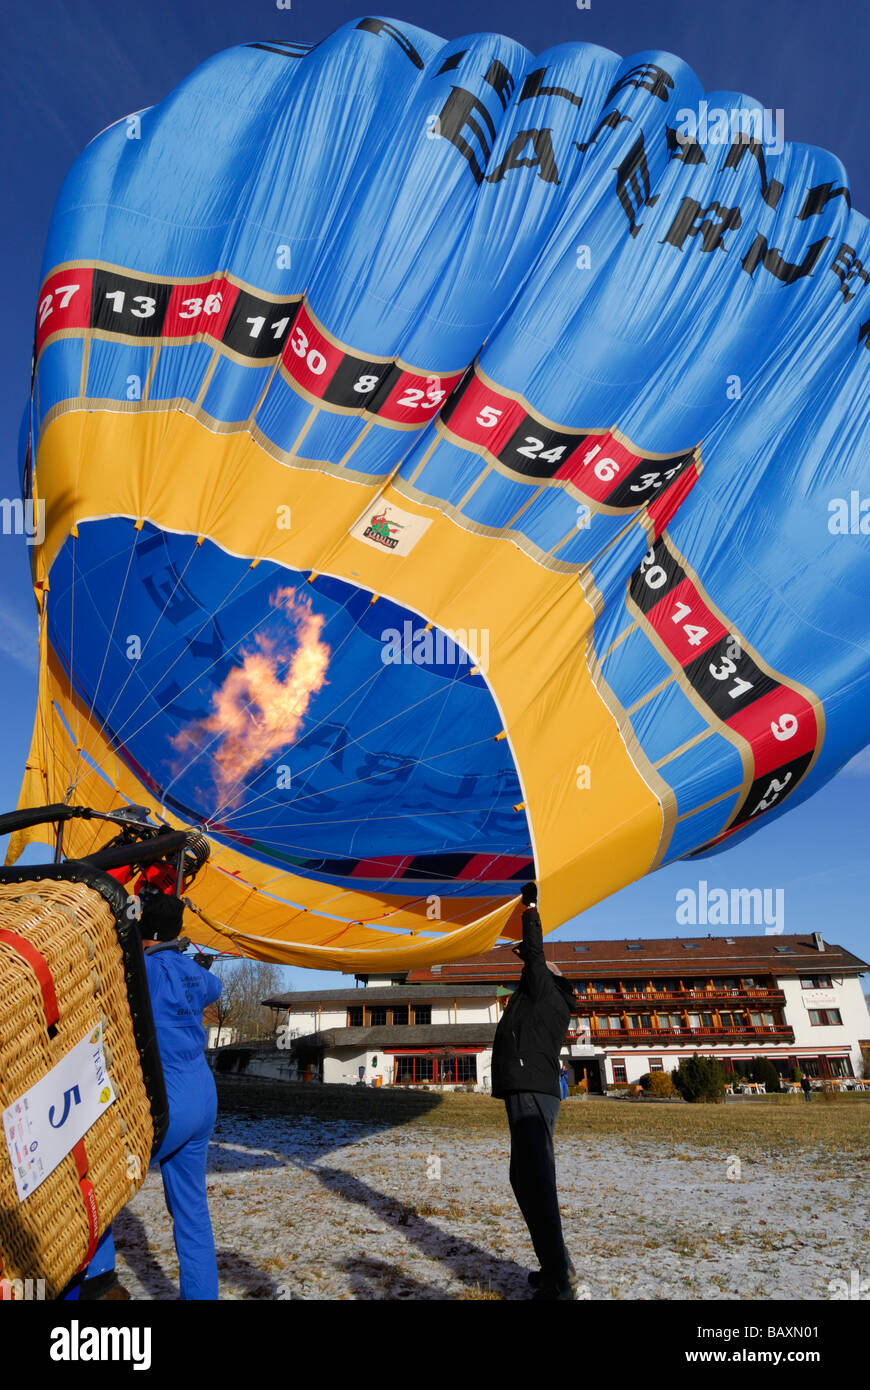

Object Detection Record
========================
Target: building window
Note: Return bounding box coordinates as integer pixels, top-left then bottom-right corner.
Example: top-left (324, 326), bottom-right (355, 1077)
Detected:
top-left (348, 1007), bottom-right (363, 1028)
top-left (801, 976), bottom-right (833, 989)
top-left (640, 1014), bottom-right (653, 1029)
top-left (369, 1007), bottom-right (387, 1027)
top-left (828, 1056), bottom-right (854, 1078)
top-left (809, 1009), bottom-right (842, 1026)
top-left (412, 1005), bottom-right (432, 1025)
top-left (613, 1062), bottom-right (627, 1084)
top-left (393, 1053), bottom-right (476, 1085)
top-left (391, 1006), bottom-right (409, 1026)
top-left (731, 1058), bottom-right (754, 1079)
top-left (648, 1058), bottom-right (663, 1072)
top-left (443, 1054), bottom-right (478, 1084)
top-left (688, 1014), bottom-right (701, 1030)
top-left (395, 1054), bottom-right (434, 1084)
top-left (701, 1013), bottom-right (714, 1028)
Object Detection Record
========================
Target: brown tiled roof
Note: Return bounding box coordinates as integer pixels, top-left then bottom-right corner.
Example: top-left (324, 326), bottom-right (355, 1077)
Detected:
top-left (407, 934), bottom-right (868, 983)
top-left (291, 1024), bottom-right (497, 1049)
top-left (262, 983), bottom-right (501, 1008)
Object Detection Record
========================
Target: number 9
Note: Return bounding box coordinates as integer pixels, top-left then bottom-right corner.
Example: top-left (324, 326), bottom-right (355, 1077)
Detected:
top-left (770, 713), bottom-right (798, 741)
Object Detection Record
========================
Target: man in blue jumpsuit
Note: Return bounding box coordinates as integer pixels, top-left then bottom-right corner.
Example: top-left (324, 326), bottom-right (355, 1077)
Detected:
top-left (139, 892), bottom-right (222, 1300)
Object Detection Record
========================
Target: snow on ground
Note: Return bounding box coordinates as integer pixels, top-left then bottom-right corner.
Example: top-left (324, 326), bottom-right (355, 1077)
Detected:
top-left (112, 1104), bottom-right (869, 1300)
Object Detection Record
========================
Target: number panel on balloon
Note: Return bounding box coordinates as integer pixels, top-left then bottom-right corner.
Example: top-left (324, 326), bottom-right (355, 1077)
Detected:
top-left (626, 535), bottom-right (822, 845)
top-left (221, 288), bottom-right (298, 358)
top-left (35, 264), bottom-right (464, 427)
top-left (440, 369), bottom-right (698, 507)
top-left (91, 269), bottom-right (173, 338)
top-left (36, 269), bottom-right (93, 354)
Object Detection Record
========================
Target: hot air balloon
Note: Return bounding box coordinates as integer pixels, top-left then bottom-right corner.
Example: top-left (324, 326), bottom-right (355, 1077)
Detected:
top-left (10, 17), bottom-right (870, 971)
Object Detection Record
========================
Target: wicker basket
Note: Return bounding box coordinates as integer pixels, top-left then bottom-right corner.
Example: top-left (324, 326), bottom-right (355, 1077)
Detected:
top-left (0, 874), bottom-right (163, 1298)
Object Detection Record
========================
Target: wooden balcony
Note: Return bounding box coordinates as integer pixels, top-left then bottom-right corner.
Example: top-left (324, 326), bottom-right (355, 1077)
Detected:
top-left (570, 1025), bottom-right (795, 1045)
top-left (573, 988), bottom-right (785, 1006)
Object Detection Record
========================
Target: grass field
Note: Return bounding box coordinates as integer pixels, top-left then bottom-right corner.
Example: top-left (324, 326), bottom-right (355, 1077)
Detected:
top-left (216, 1077), bottom-right (870, 1158)
top-left (112, 1078), bottom-right (870, 1299)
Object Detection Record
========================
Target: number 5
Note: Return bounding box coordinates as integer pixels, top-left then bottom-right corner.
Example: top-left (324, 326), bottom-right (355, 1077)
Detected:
top-left (48, 1085), bottom-right (81, 1129)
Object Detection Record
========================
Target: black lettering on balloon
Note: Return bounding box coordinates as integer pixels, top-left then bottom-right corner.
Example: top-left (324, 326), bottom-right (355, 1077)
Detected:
top-left (574, 109), bottom-right (631, 154)
top-left (722, 136), bottom-right (783, 209)
top-left (615, 132), bottom-right (659, 238)
top-left (246, 41), bottom-right (310, 59)
top-left (486, 129), bottom-right (560, 184)
top-left (435, 50), bottom-right (466, 74)
top-left (436, 86), bottom-right (498, 185)
top-left (830, 243), bottom-right (870, 303)
top-left (355, 18), bottom-right (424, 69)
top-left (741, 233), bottom-right (830, 284)
top-left (665, 126), bottom-right (707, 164)
top-left (519, 67), bottom-right (583, 108)
top-left (797, 181), bottom-right (852, 220)
top-left (605, 63), bottom-right (674, 104)
top-left (661, 198), bottom-right (742, 253)
top-left (483, 59), bottom-right (516, 110)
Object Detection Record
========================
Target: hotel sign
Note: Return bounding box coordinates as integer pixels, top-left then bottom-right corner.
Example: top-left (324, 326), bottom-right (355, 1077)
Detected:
top-left (802, 989), bottom-right (837, 1008)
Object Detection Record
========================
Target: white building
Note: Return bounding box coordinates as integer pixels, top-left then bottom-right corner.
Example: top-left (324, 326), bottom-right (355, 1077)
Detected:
top-left (265, 984), bottom-right (503, 1089)
top-left (203, 1004), bottom-right (239, 1050)
top-left (263, 933), bottom-right (869, 1092)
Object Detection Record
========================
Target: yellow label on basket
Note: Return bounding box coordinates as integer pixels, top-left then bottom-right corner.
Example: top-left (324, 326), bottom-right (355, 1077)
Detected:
top-left (2, 1024), bottom-right (116, 1202)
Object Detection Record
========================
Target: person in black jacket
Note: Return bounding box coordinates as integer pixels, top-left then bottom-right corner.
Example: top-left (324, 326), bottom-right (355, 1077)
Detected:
top-left (491, 882), bottom-right (577, 1300)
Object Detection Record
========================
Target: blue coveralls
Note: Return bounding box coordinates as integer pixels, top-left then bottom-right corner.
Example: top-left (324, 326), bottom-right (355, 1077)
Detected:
top-left (144, 945), bottom-right (222, 1300)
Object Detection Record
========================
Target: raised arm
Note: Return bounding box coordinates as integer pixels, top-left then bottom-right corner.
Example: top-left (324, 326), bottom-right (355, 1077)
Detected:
top-left (519, 882), bottom-right (551, 998)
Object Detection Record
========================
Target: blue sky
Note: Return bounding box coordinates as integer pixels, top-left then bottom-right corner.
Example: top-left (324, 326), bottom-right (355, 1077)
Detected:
top-left (1, 0), bottom-right (868, 992)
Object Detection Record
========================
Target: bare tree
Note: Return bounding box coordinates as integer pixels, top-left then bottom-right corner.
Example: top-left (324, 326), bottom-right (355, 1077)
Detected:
top-left (212, 959), bottom-right (285, 1041)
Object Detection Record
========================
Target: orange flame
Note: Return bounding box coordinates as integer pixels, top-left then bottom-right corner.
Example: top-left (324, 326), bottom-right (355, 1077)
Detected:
top-left (172, 586), bottom-right (330, 806)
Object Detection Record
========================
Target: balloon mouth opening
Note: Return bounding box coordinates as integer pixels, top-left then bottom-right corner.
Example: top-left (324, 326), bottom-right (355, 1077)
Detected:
top-left (46, 519), bottom-right (534, 899)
